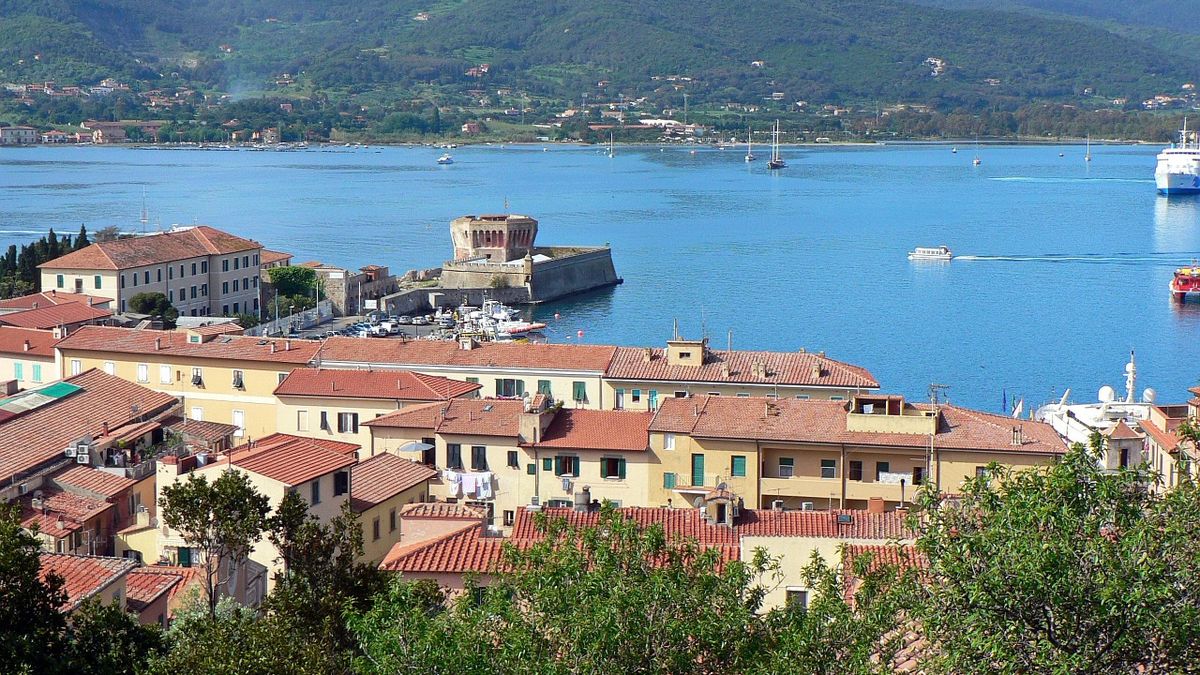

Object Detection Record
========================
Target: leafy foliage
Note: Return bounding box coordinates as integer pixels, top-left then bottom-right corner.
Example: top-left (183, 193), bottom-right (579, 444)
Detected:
top-left (128, 291), bottom-right (179, 325)
top-left (266, 265), bottom-right (316, 298)
top-left (0, 503), bottom-right (69, 674)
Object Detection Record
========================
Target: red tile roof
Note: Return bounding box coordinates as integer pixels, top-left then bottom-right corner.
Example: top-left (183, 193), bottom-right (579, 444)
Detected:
top-left (134, 565), bottom-right (201, 611)
top-left (1104, 420), bottom-right (1143, 440)
top-left (606, 346), bottom-right (879, 389)
top-left (51, 465), bottom-right (136, 498)
top-left (0, 302), bottom-right (111, 329)
top-left (350, 453), bottom-right (437, 512)
top-left (274, 368), bottom-right (481, 401)
top-left (0, 291), bottom-right (109, 311)
top-left (362, 402), bottom-right (443, 430)
top-left (535, 409), bottom-right (653, 452)
top-left (433, 399), bottom-right (526, 437)
top-left (650, 396), bottom-right (1066, 454)
top-left (22, 488), bottom-right (114, 538)
top-left (399, 502), bottom-right (489, 520)
top-left (162, 416), bottom-right (239, 443)
top-left (1139, 418), bottom-right (1180, 450)
top-left (124, 567), bottom-right (182, 613)
top-left (0, 369), bottom-right (179, 484)
top-left (39, 226), bottom-right (261, 271)
top-left (187, 322), bottom-right (244, 337)
top-left (260, 249), bottom-right (292, 265)
top-left (39, 553), bottom-right (137, 610)
top-left (318, 336), bottom-right (617, 373)
top-left (217, 433), bottom-right (357, 486)
top-left (0, 325), bottom-right (59, 357)
top-left (381, 523), bottom-right (510, 573)
top-left (57, 325), bottom-right (321, 365)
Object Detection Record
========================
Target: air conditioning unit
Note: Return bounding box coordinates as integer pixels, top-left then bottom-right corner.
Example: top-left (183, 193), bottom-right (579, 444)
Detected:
top-left (76, 453), bottom-right (90, 464)
top-left (529, 495), bottom-right (540, 506)
top-left (18, 483), bottom-right (29, 495)
top-left (64, 446), bottom-right (77, 458)
top-left (801, 501), bottom-right (814, 511)
top-left (772, 499), bottom-right (785, 511)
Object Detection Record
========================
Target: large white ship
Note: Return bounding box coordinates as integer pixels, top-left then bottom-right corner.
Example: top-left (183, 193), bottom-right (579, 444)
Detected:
top-left (1155, 119), bottom-right (1200, 194)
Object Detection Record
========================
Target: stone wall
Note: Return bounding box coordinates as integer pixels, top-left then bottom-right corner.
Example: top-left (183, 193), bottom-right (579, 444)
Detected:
top-left (381, 287), bottom-right (534, 316)
top-left (528, 247), bottom-right (620, 302)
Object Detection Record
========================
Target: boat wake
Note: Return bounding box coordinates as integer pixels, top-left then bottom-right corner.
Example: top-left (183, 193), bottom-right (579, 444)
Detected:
top-left (955, 252), bottom-right (1200, 264)
top-left (990, 176), bottom-right (1154, 184)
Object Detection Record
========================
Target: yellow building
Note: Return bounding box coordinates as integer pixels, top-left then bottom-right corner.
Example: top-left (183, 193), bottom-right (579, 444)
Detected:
top-left (0, 326), bottom-right (59, 388)
top-left (649, 394), bottom-right (1067, 510)
top-left (349, 452), bottom-right (438, 563)
top-left (1138, 394), bottom-right (1200, 492)
top-left (273, 368), bottom-right (481, 448)
top-left (56, 325), bottom-right (321, 440)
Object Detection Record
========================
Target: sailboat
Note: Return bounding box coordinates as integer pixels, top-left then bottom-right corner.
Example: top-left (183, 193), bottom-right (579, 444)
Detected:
top-left (972, 135), bottom-right (981, 166)
top-left (745, 127), bottom-right (756, 162)
top-left (1085, 134), bottom-right (1092, 162)
top-left (607, 132), bottom-right (614, 158)
top-left (767, 120), bottom-right (786, 170)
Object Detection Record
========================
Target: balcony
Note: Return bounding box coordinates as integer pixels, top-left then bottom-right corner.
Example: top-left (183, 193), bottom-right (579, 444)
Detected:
top-left (760, 476), bottom-right (841, 502)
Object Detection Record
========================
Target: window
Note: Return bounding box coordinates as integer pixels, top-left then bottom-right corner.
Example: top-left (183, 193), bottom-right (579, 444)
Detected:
top-left (975, 466), bottom-right (988, 479)
top-left (144, 271), bottom-right (150, 284)
top-left (554, 455), bottom-right (580, 477)
top-left (465, 377), bottom-right (479, 384)
top-left (169, 267), bottom-right (174, 280)
top-left (371, 517), bottom-right (380, 541)
top-left (663, 433), bottom-right (676, 450)
top-left (93, 275), bottom-right (101, 289)
top-left (821, 459), bottom-right (837, 479)
top-left (527, 463), bottom-right (536, 475)
top-left (421, 438), bottom-right (436, 466)
top-left (201, 261), bottom-right (208, 273)
top-left (297, 410), bottom-right (309, 432)
top-left (674, 391), bottom-right (688, 398)
top-left (232, 410), bottom-right (245, 437)
top-left (503, 510), bottom-right (515, 527)
top-left (663, 472), bottom-right (677, 489)
top-left (311, 480), bottom-right (321, 505)
top-left (156, 268), bottom-right (162, 283)
top-left (786, 589), bottom-right (809, 609)
top-left (913, 466), bottom-right (926, 485)
top-left (830, 396), bottom-right (846, 402)
top-left (779, 457), bottom-right (795, 478)
top-left (191, 367), bottom-right (203, 386)
top-left (707, 392), bottom-right (721, 397)
top-left (648, 390), bottom-right (658, 410)
top-left (169, 290), bottom-right (174, 303)
top-left (319, 411), bottom-right (330, 431)
top-left (542, 457), bottom-right (553, 472)
top-left (447, 444), bottom-right (463, 470)
top-left (191, 285), bottom-right (197, 300)
top-left (337, 412), bottom-right (359, 434)
top-left (242, 255), bottom-right (249, 268)
top-left (537, 379), bottom-right (552, 396)
top-left (222, 281), bottom-right (229, 294)
top-left (495, 379), bottom-right (524, 397)
top-left (70, 359), bottom-right (81, 376)
top-left (849, 460), bottom-right (863, 481)
top-left (103, 361), bottom-right (115, 375)
top-left (179, 264), bottom-right (184, 278)
top-left (159, 364), bottom-right (171, 384)
top-left (471, 445), bottom-right (488, 471)
top-left (253, 254), bottom-right (258, 266)
top-left (201, 283), bottom-right (207, 297)
top-left (572, 381), bottom-right (587, 402)
top-left (631, 389), bottom-right (641, 403)
top-left (56, 274), bottom-right (64, 288)
top-left (731, 455), bottom-right (747, 477)
top-left (233, 279), bottom-right (239, 292)
top-left (222, 304), bottom-right (229, 315)
top-left (389, 508), bottom-right (397, 532)
top-left (615, 388), bottom-right (625, 409)
top-left (795, 394), bottom-right (811, 400)
top-left (120, 274), bottom-right (126, 289)
top-left (600, 457), bottom-right (627, 479)
top-left (188, 334), bottom-right (200, 344)
top-left (190, 406), bottom-right (203, 421)
top-left (678, 351), bottom-right (691, 359)
top-left (252, 277), bottom-right (258, 289)
top-left (691, 454), bottom-right (705, 487)
top-left (232, 369), bottom-right (244, 389)
top-left (506, 450), bottom-right (519, 468)
top-left (132, 273), bottom-right (138, 287)
top-left (334, 471), bottom-right (349, 496)
top-left (875, 461), bottom-right (890, 481)
top-left (1120, 448), bottom-right (1130, 468)
top-left (736, 393), bottom-right (750, 398)
top-left (31, 364), bottom-right (41, 383)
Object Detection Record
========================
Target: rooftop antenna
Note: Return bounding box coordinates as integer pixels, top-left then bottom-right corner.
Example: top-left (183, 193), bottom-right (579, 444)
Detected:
top-left (503, 196), bottom-right (509, 212)
top-left (139, 188), bottom-right (148, 234)
top-left (727, 329), bottom-right (732, 355)
top-left (928, 383), bottom-right (950, 407)
top-left (672, 318), bottom-right (679, 341)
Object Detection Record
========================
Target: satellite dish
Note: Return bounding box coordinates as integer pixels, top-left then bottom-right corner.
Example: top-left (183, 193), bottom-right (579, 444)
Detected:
top-left (692, 497), bottom-right (704, 508)
top-left (1142, 388), bottom-right (1157, 404)
top-left (716, 482), bottom-right (729, 492)
top-left (1098, 385), bottom-right (1116, 403)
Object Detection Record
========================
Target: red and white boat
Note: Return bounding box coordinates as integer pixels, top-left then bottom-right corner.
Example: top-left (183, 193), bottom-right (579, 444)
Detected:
top-left (1170, 262), bottom-right (1200, 301)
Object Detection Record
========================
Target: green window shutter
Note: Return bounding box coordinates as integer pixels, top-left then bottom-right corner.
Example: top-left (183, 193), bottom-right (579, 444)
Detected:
top-left (515, 380), bottom-right (525, 396)
top-left (732, 456), bottom-right (747, 477)
top-left (554, 456), bottom-right (563, 475)
top-left (13, 363), bottom-right (22, 381)
top-left (573, 381), bottom-right (586, 401)
top-left (495, 380), bottom-right (503, 396)
top-left (663, 472), bottom-right (676, 489)
top-left (538, 379), bottom-right (551, 395)
top-left (527, 463), bottom-right (536, 475)
top-left (543, 457), bottom-right (553, 472)
top-left (618, 458), bottom-right (627, 480)
top-left (466, 377), bottom-right (479, 384)
top-left (572, 459), bottom-right (580, 478)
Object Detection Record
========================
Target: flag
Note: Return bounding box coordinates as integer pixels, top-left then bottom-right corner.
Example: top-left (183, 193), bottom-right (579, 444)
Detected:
top-left (1002, 388), bottom-right (1007, 415)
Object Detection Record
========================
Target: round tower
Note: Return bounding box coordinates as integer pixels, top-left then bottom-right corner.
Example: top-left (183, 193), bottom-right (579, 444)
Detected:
top-left (450, 214), bottom-right (539, 262)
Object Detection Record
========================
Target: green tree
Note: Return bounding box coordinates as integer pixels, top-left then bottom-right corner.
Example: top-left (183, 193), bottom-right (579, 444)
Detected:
top-left (0, 504), bottom-right (69, 674)
top-left (128, 291), bottom-right (180, 326)
top-left (159, 471), bottom-right (272, 617)
top-left (65, 597), bottom-right (164, 674)
top-left (93, 225), bottom-right (122, 243)
top-left (74, 224), bottom-right (90, 249)
top-left (267, 265), bottom-right (317, 298)
top-left (910, 437), bottom-right (1200, 673)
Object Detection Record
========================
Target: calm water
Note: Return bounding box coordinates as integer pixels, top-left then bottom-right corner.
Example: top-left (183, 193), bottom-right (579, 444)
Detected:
top-left (2, 142), bottom-right (1198, 410)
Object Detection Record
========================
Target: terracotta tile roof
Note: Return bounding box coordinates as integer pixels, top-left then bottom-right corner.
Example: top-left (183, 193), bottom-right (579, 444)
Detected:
top-left (380, 520), bottom-right (481, 568)
top-left (260, 249), bottom-right (292, 265)
top-left (433, 399), bottom-right (526, 437)
top-left (535, 409), bottom-right (653, 452)
top-left (362, 402), bottom-right (443, 430)
top-left (218, 433), bottom-right (357, 486)
top-left (0, 302), bottom-right (111, 329)
top-left (162, 416), bottom-right (239, 443)
top-left (650, 396), bottom-right (1067, 455)
top-left (381, 523), bottom-right (511, 573)
top-left (399, 502), bottom-right (489, 519)
top-left (187, 322), bottom-right (244, 337)
top-left (0, 291), bottom-right (109, 311)
top-left (124, 567), bottom-right (181, 613)
top-left (0, 325), bottom-right (59, 357)
top-left (22, 488), bottom-right (114, 537)
top-left (275, 368), bottom-right (481, 401)
top-left (1139, 418), bottom-right (1180, 450)
top-left (606, 346), bottom-right (879, 389)
top-left (842, 544), bottom-right (927, 607)
top-left (318, 336), bottom-right (617, 373)
top-left (51, 465), bottom-right (136, 498)
top-left (135, 565), bottom-right (201, 610)
top-left (0, 369), bottom-right (179, 484)
top-left (350, 453), bottom-right (437, 512)
top-left (1104, 420), bottom-right (1143, 440)
top-left (39, 553), bottom-right (137, 610)
top-left (39, 226), bottom-right (261, 271)
top-left (57, 325), bottom-right (321, 365)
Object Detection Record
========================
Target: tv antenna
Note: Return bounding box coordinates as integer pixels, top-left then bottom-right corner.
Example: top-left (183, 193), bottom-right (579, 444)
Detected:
top-left (928, 383), bottom-right (950, 406)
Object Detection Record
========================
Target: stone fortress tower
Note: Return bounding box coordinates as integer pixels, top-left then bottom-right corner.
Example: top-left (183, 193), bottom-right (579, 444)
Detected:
top-left (451, 214), bottom-right (539, 262)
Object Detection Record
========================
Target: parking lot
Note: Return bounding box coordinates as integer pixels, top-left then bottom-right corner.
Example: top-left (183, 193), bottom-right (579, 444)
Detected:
top-left (297, 313), bottom-right (445, 340)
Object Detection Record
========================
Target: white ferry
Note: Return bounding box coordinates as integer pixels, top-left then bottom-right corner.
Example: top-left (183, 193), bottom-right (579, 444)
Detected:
top-left (907, 245), bottom-right (952, 261)
top-left (1155, 119), bottom-right (1200, 194)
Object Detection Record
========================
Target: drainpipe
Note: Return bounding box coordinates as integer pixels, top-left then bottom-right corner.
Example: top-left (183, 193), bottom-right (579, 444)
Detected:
top-left (840, 443), bottom-right (847, 509)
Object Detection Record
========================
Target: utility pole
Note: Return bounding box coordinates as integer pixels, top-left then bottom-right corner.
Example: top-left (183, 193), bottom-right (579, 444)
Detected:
top-left (683, 93), bottom-right (689, 125)
top-left (928, 383), bottom-right (949, 492)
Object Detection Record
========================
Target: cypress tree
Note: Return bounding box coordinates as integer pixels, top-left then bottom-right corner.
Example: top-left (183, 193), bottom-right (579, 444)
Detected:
top-left (76, 224), bottom-right (90, 249)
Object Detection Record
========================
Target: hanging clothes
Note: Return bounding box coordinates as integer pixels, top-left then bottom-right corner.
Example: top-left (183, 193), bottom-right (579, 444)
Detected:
top-left (476, 472), bottom-right (494, 499)
top-left (461, 472), bottom-right (478, 497)
top-left (443, 470), bottom-right (463, 498)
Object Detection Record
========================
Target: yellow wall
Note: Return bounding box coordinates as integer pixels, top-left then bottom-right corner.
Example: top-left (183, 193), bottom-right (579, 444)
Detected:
top-left (277, 396), bottom-right (438, 449)
top-left (604, 383), bottom-right (858, 411)
top-left (1, 353), bottom-right (56, 387)
top-left (59, 346), bottom-right (295, 439)
top-left (116, 525), bottom-right (159, 563)
top-left (368, 426), bottom-right (435, 457)
top-left (933, 450), bottom-right (1057, 493)
top-left (334, 365), bottom-right (603, 410)
top-left (40, 268), bottom-right (117, 303)
top-left (648, 432), bottom-right (759, 507)
top-left (358, 483), bottom-right (429, 564)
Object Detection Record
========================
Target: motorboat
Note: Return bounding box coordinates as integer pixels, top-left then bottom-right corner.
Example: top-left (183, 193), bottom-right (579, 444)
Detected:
top-left (907, 245), bottom-right (952, 261)
top-left (437, 154), bottom-right (454, 164)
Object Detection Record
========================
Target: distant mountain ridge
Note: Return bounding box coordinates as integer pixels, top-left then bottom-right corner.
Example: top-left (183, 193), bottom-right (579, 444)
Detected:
top-left (1, 0), bottom-right (1198, 108)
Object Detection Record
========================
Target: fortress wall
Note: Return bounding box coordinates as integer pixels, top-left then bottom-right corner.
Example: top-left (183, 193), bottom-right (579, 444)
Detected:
top-left (529, 247), bottom-right (620, 302)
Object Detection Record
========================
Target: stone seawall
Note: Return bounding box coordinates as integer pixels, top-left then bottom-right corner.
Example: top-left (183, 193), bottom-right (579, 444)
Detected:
top-left (380, 286), bottom-right (536, 316)
top-left (433, 246), bottom-right (621, 306)
top-left (528, 247), bottom-right (620, 302)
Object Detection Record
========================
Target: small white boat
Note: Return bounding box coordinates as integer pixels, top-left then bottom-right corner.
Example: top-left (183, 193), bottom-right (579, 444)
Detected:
top-left (908, 245), bottom-right (953, 261)
top-left (745, 126), bottom-right (756, 162)
top-left (437, 154), bottom-right (453, 164)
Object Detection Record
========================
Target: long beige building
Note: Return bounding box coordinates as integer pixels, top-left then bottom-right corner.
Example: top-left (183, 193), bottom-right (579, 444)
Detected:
top-left (38, 226), bottom-right (264, 317)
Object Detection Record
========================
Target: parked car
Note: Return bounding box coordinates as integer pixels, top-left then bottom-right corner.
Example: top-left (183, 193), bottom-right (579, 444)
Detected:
top-left (412, 315), bottom-right (430, 326)
top-left (396, 315), bottom-right (413, 325)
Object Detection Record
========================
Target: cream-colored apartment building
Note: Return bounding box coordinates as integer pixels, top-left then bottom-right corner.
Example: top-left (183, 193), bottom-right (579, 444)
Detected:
top-left (38, 225), bottom-right (264, 318)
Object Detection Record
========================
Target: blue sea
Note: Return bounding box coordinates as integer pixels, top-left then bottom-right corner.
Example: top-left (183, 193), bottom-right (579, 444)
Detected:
top-left (2, 142), bottom-right (1197, 411)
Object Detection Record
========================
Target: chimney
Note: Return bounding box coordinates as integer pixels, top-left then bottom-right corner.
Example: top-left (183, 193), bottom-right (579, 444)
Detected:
top-left (101, 421), bottom-right (109, 436)
top-left (810, 362), bottom-right (822, 380)
top-left (31, 302), bottom-right (38, 309)
top-left (1012, 426), bottom-right (1023, 446)
top-left (818, 351), bottom-right (825, 358)
top-left (867, 497), bottom-right (886, 514)
top-left (22, 340), bottom-right (30, 352)
top-left (270, 342), bottom-right (276, 354)
top-left (643, 347), bottom-right (652, 363)
top-left (720, 363), bottom-right (730, 378)
top-left (50, 290), bottom-right (56, 297)
top-left (285, 339), bottom-right (292, 351)
top-left (693, 403), bottom-right (699, 417)
top-left (154, 337), bottom-right (162, 351)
